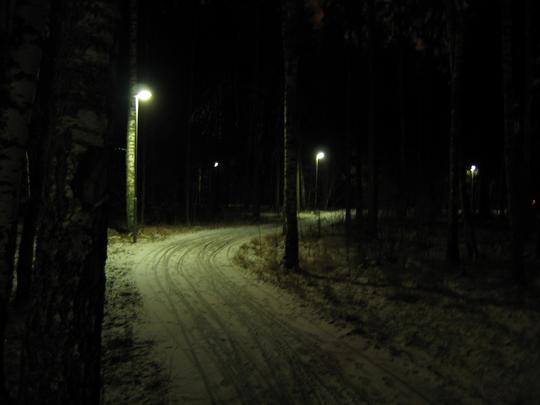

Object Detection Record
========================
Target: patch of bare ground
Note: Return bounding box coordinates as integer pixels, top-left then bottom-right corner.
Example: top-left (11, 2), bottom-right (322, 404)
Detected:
top-left (235, 220), bottom-right (540, 404)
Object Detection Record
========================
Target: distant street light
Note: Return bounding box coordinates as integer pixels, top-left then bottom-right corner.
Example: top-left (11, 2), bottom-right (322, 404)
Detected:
top-left (214, 161), bottom-right (219, 168)
top-left (126, 87), bottom-right (152, 242)
top-left (468, 164), bottom-right (478, 214)
top-left (315, 151), bottom-right (326, 237)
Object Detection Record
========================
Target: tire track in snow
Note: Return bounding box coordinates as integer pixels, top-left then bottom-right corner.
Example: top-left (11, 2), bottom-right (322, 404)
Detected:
top-left (133, 226), bottom-right (434, 404)
top-left (159, 237), bottom-right (269, 404)
top-left (161, 230), bottom-right (369, 403)
top-left (137, 236), bottom-right (219, 404)
top-left (196, 231), bottom-right (370, 404)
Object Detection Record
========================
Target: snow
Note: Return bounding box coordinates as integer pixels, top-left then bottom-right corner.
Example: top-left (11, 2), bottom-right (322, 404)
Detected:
top-left (102, 231), bottom-right (169, 404)
top-left (236, 217), bottom-right (540, 404)
top-left (103, 219), bottom-right (513, 404)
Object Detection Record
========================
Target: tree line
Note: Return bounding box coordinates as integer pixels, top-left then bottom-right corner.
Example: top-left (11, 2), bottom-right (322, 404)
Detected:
top-left (277, 0), bottom-right (539, 281)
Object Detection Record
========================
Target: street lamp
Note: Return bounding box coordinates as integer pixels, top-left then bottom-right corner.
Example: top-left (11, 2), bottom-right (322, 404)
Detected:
top-left (468, 164), bottom-right (478, 214)
top-left (137, 89), bottom-right (152, 102)
top-left (315, 151), bottom-right (325, 236)
top-left (315, 152), bottom-right (325, 208)
top-left (126, 87), bottom-right (152, 242)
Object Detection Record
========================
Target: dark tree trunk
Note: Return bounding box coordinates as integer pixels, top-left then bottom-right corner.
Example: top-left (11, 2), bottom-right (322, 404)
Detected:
top-left (15, 36), bottom-right (53, 307)
top-left (14, 180), bottom-right (37, 306)
top-left (15, 119), bottom-right (44, 306)
top-left (397, 36), bottom-right (407, 220)
top-left (18, 1), bottom-right (118, 403)
top-left (184, 5), bottom-right (199, 225)
top-left (444, 0), bottom-right (463, 266)
top-left (282, 0), bottom-right (301, 270)
top-left (415, 51), bottom-right (426, 222)
top-left (523, 0), bottom-right (539, 259)
top-left (500, 0), bottom-right (525, 282)
top-left (354, 152), bottom-right (363, 225)
top-left (0, 1), bottom-right (50, 400)
top-left (394, 0), bottom-right (409, 221)
top-left (459, 169), bottom-right (478, 261)
top-left (251, 7), bottom-right (262, 220)
top-left (185, 117), bottom-right (192, 224)
top-left (451, 2), bottom-right (477, 262)
top-left (345, 45), bottom-right (353, 231)
top-left (366, 0), bottom-right (378, 237)
top-left (297, 156), bottom-right (306, 211)
top-left (275, 106), bottom-right (283, 213)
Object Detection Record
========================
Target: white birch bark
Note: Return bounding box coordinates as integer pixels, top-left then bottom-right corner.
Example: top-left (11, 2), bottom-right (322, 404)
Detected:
top-left (18, 0), bottom-right (119, 402)
top-left (126, 0), bottom-right (138, 237)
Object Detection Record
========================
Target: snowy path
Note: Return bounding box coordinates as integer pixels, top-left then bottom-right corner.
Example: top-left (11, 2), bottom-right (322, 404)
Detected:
top-left (131, 225), bottom-right (435, 404)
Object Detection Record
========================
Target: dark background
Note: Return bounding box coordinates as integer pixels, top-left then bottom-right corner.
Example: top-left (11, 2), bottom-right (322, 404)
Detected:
top-left (108, 0), bottom-right (539, 226)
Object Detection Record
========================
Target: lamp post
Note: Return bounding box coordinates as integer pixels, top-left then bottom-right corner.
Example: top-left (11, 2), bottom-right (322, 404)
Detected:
top-left (315, 151), bottom-right (325, 236)
top-left (127, 88), bottom-right (152, 242)
top-left (468, 164), bottom-right (478, 214)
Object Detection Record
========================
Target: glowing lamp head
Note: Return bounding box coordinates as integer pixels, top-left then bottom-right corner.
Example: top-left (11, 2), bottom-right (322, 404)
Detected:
top-left (136, 89), bottom-right (152, 101)
top-left (214, 162), bottom-right (219, 168)
top-left (316, 151), bottom-right (325, 161)
top-left (470, 165), bottom-right (477, 173)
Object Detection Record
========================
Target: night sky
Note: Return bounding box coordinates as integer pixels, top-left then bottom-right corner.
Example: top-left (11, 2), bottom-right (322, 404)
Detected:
top-left (106, 0), bottom-right (539, 226)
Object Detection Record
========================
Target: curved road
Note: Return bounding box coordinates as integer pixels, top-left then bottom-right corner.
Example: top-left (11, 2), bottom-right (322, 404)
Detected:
top-left (132, 225), bottom-right (436, 404)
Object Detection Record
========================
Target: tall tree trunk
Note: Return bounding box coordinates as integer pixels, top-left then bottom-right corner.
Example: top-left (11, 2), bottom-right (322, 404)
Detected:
top-left (415, 51), bottom-right (426, 222)
top-left (354, 152), bottom-right (363, 224)
top-left (15, 106), bottom-right (47, 306)
top-left (251, 9), bottom-right (262, 220)
top-left (184, 5), bottom-right (198, 226)
top-left (0, 1), bottom-right (50, 400)
top-left (444, 0), bottom-right (463, 265)
top-left (297, 155), bottom-right (305, 211)
top-left (366, 0), bottom-right (378, 237)
top-left (397, 36), bottom-right (407, 220)
top-left (275, 105), bottom-right (282, 213)
top-left (15, 33), bottom-right (54, 307)
top-left (523, 0), bottom-right (539, 259)
top-left (345, 46), bottom-right (353, 231)
top-left (14, 155), bottom-right (38, 306)
top-left (125, 0), bottom-right (138, 239)
top-left (451, 3), bottom-right (477, 262)
top-left (459, 168), bottom-right (478, 261)
top-left (500, 0), bottom-right (525, 282)
top-left (282, 0), bottom-right (301, 270)
top-left (185, 114), bottom-right (192, 225)
top-left (18, 1), bottom-right (118, 403)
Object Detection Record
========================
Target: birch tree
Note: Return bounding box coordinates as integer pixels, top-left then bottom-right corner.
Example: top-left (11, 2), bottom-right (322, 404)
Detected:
top-left (18, 0), bottom-right (119, 402)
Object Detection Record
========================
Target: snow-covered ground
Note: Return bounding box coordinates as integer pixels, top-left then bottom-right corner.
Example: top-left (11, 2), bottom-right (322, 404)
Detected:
top-left (103, 222), bottom-right (465, 404)
top-left (237, 217), bottom-right (540, 404)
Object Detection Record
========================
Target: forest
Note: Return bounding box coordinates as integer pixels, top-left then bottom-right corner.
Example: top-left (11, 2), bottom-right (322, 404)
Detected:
top-left (0, 0), bottom-right (539, 403)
